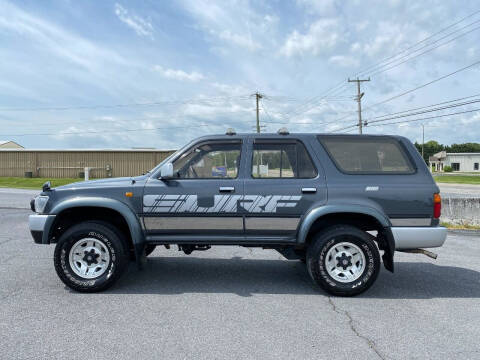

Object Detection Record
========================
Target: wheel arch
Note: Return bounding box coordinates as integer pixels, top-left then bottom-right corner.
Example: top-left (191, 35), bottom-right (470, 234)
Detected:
top-left (297, 205), bottom-right (395, 272)
top-left (48, 197), bottom-right (144, 260)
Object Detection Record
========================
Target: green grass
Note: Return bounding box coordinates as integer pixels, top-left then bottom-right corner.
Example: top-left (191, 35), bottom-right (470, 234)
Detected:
top-left (0, 177), bottom-right (82, 190)
top-left (434, 175), bottom-right (480, 184)
top-left (441, 221), bottom-right (480, 230)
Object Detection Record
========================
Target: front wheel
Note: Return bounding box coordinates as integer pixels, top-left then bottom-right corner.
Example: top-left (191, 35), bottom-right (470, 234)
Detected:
top-left (54, 221), bottom-right (129, 292)
top-left (306, 225), bottom-right (380, 297)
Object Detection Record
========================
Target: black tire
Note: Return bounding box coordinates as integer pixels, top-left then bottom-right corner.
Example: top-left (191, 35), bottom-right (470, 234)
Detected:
top-left (306, 225), bottom-right (380, 297)
top-left (145, 244), bottom-right (156, 257)
top-left (54, 221), bottom-right (129, 293)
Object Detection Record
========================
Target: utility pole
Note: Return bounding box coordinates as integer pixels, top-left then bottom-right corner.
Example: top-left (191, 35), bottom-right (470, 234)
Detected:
top-left (422, 124), bottom-right (425, 160)
top-left (348, 78), bottom-right (370, 134)
top-left (254, 92), bottom-right (263, 133)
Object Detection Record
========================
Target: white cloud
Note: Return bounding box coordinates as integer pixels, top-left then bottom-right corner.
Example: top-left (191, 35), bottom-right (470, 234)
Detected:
top-left (217, 30), bottom-right (261, 51)
top-left (0, 1), bottom-right (129, 72)
top-left (280, 19), bottom-right (341, 57)
top-left (361, 21), bottom-right (413, 57)
top-left (295, 0), bottom-right (337, 15)
top-left (153, 65), bottom-right (205, 82)
top-left (329, 55), bottom-right (359, 67)
top-left (178, 0), bottom-right (267, 52)
top-left (114, 3), bottom-right (153, 39)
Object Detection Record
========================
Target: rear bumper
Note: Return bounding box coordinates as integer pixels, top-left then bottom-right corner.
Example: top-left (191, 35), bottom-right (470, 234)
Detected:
top-left (29, 214), bottom-right (55, 244)
top-left (391, 226), bottom-right (447, 250)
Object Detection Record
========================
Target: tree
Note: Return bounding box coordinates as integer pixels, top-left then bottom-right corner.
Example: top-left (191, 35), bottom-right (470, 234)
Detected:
top-left (414, 140), bottom-right (444, 163)
top-left (446, 143), bottom-right (480, 153)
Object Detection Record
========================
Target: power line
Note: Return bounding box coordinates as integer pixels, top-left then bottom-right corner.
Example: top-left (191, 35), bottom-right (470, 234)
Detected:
top-left (366, 107), bottom-right (480, 128)
top-left (357, 17), bottom-right (480, 78)
top-left (0, 123), bottom-right (226, 137)
top-left (368, 23), bottom-right (480, 78)
top-left (285, 10), bottom-right (480, 116)
top-left (0, 95), bottom-right (252, 112)
top-left (363, 93), bottom-right (480, 121)
top-left (281, 9), bottom-right (480, 121)
top-left (365, 98), bottom-right (480, 125)
top-left (355, 9), bottom-right (480, 76)
top-left (364, 59), bottom-right (480, 111)
top-left (331, 96), bottom-right (480, 132)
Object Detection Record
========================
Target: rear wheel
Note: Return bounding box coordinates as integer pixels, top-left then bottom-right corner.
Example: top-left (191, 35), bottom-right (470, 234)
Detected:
top-left (306, 225), bottom-right (380, 296)
top-left (54, 221), bottom-right (129, 292)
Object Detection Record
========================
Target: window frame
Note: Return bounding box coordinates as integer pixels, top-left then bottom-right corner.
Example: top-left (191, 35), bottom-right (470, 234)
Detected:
top-left (170, 139), bottom-right (243, 180)
top-left (317, 135), bottom-right (417, 175)
top-left (250, 138), bottom-right (318, 180)
top-left (451, 162), bottom-right (460, 172)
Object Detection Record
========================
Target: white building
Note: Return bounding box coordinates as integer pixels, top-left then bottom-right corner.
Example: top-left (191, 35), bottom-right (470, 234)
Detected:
top-left (429, 151), bottom-right (480, 172)
top-left (0, 140), bottom-right (23, 149)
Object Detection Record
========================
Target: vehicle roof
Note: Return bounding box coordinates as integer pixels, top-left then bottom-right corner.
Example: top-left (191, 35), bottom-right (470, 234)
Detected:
top-left (193, 132), bottom-right (405, 141)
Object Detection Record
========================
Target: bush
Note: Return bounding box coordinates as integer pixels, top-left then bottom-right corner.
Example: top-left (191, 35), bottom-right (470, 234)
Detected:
top-left (444, 166), bottom-right (453, 172)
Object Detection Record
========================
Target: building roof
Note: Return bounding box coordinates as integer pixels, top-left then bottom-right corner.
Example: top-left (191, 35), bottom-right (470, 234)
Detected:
top-left (0, 148), bottom-right (175, 152)
top-left (0, 140), bottom-right (23, 148)
top-left (445, 152), bottom-right (480, 156)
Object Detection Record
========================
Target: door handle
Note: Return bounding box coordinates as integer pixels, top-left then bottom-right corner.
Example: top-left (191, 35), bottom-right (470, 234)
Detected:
top-left (219, 186), bottom-right (235, 192)
top-left (302, 187), bottom-right (317, 193)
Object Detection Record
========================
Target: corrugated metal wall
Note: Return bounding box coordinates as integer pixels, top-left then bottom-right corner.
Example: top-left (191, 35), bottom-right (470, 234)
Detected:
top-left (0, 150), bottom-right (175, 178)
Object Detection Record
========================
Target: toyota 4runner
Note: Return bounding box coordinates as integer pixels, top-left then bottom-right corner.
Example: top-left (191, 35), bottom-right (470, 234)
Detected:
top-left (29, 130), bottom-right (447, 296)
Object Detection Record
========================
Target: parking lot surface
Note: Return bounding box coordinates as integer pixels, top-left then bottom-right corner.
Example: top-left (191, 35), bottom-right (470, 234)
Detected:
top-left (0, 193), bottom-right (479, 359)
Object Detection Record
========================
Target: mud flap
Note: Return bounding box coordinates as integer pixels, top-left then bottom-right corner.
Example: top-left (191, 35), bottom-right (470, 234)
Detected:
top-left (134, 242), bottom-right (147, 270)
top-left (381, 227), bottom-right (395, 272)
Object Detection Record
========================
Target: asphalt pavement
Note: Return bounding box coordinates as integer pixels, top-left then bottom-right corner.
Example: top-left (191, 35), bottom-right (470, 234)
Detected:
top-left (0, 191), bottom-right (479, 359)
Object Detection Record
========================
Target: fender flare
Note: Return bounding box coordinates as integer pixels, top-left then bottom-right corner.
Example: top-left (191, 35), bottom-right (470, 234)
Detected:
top-left (49, 197), bottom-right (145, 260)
top-left (297, 204), bottom-right (395, 272)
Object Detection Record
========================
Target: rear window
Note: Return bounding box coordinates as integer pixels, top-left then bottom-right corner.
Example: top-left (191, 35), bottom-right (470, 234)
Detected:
top-left (318, 136), bottom-right (415, 174)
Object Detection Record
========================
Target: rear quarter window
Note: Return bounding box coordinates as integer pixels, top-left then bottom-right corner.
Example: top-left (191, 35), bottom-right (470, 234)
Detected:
top-left (318, 136), bottom-right (415, 174)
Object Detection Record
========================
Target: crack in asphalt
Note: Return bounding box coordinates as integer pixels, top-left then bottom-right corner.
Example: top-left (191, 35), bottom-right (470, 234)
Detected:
top-left (0, 237), bottom-right (15, 246)
top-left (328, 297), bottom-right (386, 360)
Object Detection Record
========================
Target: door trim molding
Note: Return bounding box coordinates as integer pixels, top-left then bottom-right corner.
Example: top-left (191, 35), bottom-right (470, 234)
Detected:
top-left (245, 217), bottom-right (300, 231)
top-left (142, 216), bottom-right (243, 231)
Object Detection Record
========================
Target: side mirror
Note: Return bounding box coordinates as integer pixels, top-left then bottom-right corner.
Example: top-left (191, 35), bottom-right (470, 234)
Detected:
top-left (159, 162), bottom-right (174, 179)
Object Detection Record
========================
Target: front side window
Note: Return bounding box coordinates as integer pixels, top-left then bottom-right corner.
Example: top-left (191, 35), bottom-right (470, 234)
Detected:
top-left (173, 142), bottom-right (241, 179)
top-left (251, 141), bottom-right (317, 179)
top-left (319, 136), bottom-right (415, 174)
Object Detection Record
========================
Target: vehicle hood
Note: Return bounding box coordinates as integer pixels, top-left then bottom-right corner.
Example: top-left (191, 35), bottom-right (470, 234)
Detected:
top-left (53, 175), bottom-right (149, 190)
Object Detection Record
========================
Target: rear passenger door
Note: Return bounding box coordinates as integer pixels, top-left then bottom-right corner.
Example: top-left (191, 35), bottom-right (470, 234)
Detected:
top-left (242, 137), bottom-right (326, 239)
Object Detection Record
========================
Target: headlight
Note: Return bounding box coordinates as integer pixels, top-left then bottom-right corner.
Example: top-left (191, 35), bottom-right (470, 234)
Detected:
top-left (34, 196), bottom-right (49, 213)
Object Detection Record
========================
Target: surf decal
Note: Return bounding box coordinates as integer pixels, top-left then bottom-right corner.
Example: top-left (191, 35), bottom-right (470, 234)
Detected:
top-left (143, 194), bottom-right (302, 213)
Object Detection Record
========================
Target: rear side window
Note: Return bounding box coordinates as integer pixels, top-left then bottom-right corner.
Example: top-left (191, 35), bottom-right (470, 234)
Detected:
top-left (318, 136), bottom-right (415, 174)
top-left (252, 141), bottom-right (317, 178)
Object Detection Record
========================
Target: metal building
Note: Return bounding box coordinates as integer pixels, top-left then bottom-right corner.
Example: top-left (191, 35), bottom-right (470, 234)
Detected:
top-left (0, 149), bottom-right (175, 178)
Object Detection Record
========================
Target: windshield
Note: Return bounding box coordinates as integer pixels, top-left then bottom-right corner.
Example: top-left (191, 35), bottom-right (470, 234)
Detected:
top-left (149, 139), bottom-right (197, 175)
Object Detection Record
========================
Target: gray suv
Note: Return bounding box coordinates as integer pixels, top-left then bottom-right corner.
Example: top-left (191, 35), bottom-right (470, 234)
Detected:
top-left (29, 131), bottom-right (447, 296)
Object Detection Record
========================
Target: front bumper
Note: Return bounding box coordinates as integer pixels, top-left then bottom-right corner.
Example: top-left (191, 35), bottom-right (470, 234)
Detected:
top-left (391, 226), bottom-right (447, 250)
top-left (29, 214), bottom-right (56, 244)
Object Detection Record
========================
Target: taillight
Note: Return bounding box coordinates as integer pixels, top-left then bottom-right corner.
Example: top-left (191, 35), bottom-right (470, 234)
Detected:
top-left (433, 193), bottom-right (441, 218)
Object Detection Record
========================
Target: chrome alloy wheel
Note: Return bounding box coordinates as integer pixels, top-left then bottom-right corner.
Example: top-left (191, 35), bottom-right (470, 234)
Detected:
top-left (69, 238), bottom-right (111, 279)
top-left (325, 242), bottom-right (366, 283)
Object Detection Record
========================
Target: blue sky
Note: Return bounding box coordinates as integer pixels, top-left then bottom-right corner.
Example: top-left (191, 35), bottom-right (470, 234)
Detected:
top-left (0, 0), bottom-right (479, 149)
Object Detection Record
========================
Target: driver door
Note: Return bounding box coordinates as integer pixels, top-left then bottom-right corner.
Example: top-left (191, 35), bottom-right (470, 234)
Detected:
top-left (142, 139), bottom-right (245, 237)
